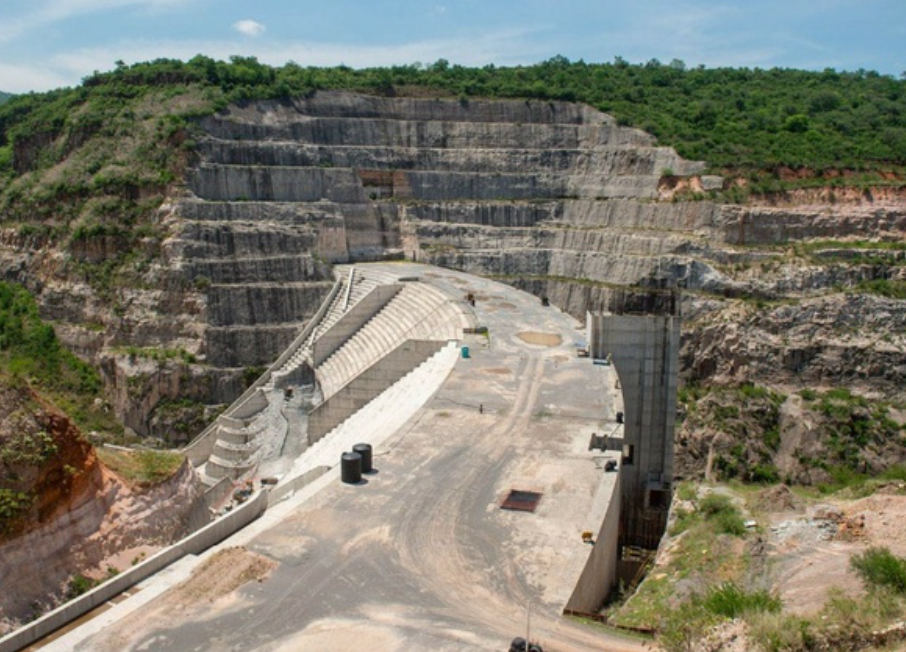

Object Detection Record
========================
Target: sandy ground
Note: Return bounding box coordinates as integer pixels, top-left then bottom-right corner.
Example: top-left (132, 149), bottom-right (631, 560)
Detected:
top-left (516, 331), bottom-right (564, 347)
top-left (86, 547), bottom-right (276, 652)
top-left (764, 489), bottom-right (906, 615)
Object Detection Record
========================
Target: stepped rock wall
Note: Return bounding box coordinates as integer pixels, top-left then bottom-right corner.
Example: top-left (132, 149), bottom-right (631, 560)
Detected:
top-left (175, 91), bottom-right (905, 406)
top-left (3, 89), bottom-right (904, 445)
top-left (170, 91), bottom-right (706, 400)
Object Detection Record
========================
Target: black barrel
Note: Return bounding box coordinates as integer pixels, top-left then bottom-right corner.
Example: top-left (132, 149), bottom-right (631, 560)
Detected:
top-left (352, 443), bottom-right (373, 473)
top-left (341, 452), bottom-right (363, 484)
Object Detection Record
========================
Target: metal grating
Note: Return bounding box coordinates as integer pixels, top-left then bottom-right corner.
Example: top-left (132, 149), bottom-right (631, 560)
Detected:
top-left (501, 489), bottom-right (543, 513)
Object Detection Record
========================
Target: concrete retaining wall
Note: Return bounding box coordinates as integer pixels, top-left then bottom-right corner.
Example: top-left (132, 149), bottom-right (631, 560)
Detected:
top-left (563, 470), bottom-right (622, 614)
top-left (587, 313), bottom-right (679, 516)
top-left (308, 339), bottom-right (446, 444)
top-left (202, 476), bottom-right (235, 511)
top-left (312, 284), bottom-right (402, 366)
top-left (268, 466), bottom-right (331, 503)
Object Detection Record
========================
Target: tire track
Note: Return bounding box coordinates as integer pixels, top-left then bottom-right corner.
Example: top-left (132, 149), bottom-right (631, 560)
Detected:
top-left (392, 353), bottom-right (646, 650)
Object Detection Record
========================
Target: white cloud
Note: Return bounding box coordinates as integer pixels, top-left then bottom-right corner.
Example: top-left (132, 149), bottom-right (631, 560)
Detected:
top-left (233, 20), bottom-right (267, 38)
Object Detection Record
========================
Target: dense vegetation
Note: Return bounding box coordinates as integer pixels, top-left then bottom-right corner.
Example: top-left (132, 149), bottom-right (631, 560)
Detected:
top-left (1, 56), bottom-right (905, 184)
top-left (0, 282), bottom-right (99, 395)
top-left (0, 91), bottom-right (12, 105)
top-left (0, 282), bottom-right (117, 435)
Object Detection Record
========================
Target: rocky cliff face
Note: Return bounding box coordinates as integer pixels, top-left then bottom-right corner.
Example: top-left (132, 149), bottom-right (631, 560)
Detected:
top-left (0, 382), bottom-right (99, 539)
top-left (180, 91), bottom-right (905, 482)
top-left (1, 90), bottom-right (904, 476)
top-left (0, 457), bottom-right (204, 632)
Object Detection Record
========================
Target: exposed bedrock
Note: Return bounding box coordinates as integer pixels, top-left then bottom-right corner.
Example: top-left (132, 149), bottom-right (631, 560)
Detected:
top-left (720, 204), bottom-right (906, 245)
top-left (681, 293), bottom-right (906, 391)
top-left (197, 140), bottom-right (676, 176)
top-left (172, 92), bottom-right (703, 394)
top-left (4, 90), bottom-right (904, 445)
top-left (176, 91), bottom-right (906, 405)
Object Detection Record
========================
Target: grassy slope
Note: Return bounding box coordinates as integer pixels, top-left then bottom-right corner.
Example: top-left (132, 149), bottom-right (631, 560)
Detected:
top-left (615, 482), bottom-right (906, 652)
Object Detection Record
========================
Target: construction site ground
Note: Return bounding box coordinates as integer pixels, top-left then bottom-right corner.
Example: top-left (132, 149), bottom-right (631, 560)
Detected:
top-left (43, 263), bottom-right (643, 652)
top-left (765, 486), bottom-right (906, 614)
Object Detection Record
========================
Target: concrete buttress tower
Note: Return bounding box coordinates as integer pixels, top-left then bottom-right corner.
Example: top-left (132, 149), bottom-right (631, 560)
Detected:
top-left (587, 309), bottom-right (680, 579)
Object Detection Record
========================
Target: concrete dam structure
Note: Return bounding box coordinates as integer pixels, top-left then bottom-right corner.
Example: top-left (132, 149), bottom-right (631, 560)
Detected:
top-left (588, 305), bottom-right (681, 580)
top-left (175, 89), bottom-right (689, 565)
top-left (14, 263), bottom-right (653, 652)
top-left (1, 92), bottom-right (697, 652)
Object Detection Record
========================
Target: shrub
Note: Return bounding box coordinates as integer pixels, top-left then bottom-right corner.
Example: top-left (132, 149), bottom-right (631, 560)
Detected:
top-left (65, 574), bottom-right (97, 599)
top-left (0, 489), bottom-right (32, 533)
top-left (747, 611), bottom-right (811, 652)
top-left (751, 463), bottom-right (780, 484)
top-left (783, 114), bottom-right (810, 133)
top-left (699, 493), bottom-right (748, 536)
top-left (739, 383), bottom-right (768, 400)
top-left (712, 509), bottom-right (748, 536)
top-left (703, 582), bottom-right (782, 618)
top-left (668, 506), bottom-right (696, 536)
top-left (658, 584), bottom-right (782, 652)
top-left (699, 492), bottom-right (734, 516)
top-left (658, 598), bottom-right (721, 652)
top-left (851, 547), bottom-right (906, 593)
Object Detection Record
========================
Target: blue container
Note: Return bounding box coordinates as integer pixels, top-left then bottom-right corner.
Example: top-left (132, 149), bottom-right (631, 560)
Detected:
top-left (461, 346), bottom-right (470, 359)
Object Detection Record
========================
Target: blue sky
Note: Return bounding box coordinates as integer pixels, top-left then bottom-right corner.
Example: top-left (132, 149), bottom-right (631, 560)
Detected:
top-left (0, 0), bottom-right (904, 93)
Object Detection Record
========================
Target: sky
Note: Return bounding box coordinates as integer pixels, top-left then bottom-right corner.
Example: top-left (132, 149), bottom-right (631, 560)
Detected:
top-left (0, 0), bottom-right (904, 94)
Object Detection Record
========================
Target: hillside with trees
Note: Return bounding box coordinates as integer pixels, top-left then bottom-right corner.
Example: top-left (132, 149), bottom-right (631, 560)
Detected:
top-left (2, 56), bottom-right (905, 186)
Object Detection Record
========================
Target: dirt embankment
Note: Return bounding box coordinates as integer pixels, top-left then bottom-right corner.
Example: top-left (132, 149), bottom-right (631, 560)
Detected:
top-left (0, 382), bottom-right (100, 540)
top-left (0, 380), bottom-right (206, 633)
top-left (660, 170), bottom-right (906, 206)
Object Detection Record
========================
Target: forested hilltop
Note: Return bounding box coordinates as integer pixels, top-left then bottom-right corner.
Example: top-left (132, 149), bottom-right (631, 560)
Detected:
top-left (0, 92), bottom-right (12, 105)
top-left (1, 56), bottom-right (905, 192)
